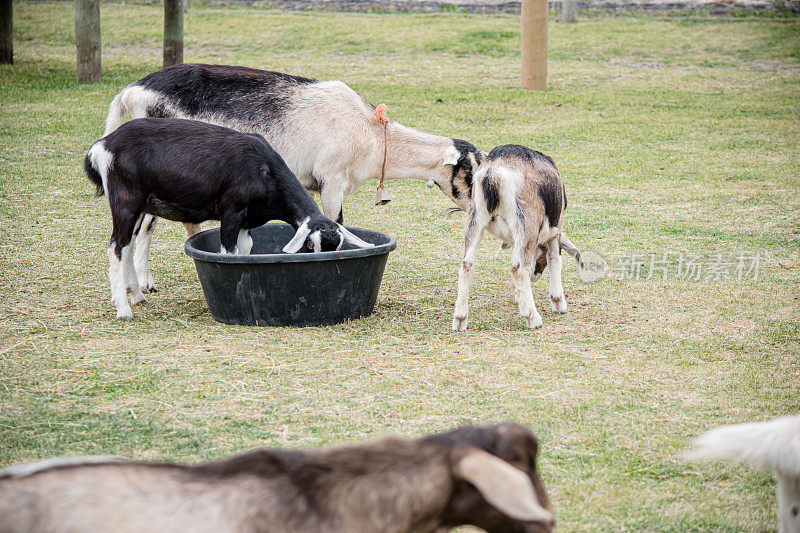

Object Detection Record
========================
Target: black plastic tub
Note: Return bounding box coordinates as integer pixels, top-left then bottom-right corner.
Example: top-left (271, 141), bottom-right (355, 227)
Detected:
top-left (185, 223), bottom-right (397, 327)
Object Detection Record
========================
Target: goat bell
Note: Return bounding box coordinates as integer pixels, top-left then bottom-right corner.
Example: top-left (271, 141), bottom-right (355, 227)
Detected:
top-left (375, 184), bottom-right (391, 205)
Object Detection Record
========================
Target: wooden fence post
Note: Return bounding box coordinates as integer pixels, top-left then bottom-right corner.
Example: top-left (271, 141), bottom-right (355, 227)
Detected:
top-left (521, 0), bottom-right (547, 90)
top-left (1, 0), bottom-right (12, 65)
top-left (163, 0), bottom-right (183, 68)
top-left (563, 0), bottom-right (577, 22)
top-left (75, 0), bottom-right (101, 83)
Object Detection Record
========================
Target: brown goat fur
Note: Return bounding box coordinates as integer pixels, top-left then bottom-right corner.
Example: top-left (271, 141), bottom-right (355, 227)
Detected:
top-left (0, 423), bottom-right (554, 533)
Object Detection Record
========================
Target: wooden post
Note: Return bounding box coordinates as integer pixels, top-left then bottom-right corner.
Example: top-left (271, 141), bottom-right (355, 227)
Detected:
top-left (1, 0), bottom-right (11, 65)
top-left (75, 0), bottom-right (101, 83)
top-left (521, 0), bottom-right (547, 91)
top-left (563, 0), bottom-right (577, 22)
top-left (163, 0), bottom-right (183, 68)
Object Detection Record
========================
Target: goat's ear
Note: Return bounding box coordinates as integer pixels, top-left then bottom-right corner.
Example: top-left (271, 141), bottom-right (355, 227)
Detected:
top-left (443, 145), bottom-right (461, 166)
top-left (338, 226), bottom-right (375, 249)
top-left (309, 230), bottom-right (322, 254)
top-left (454, 448), bottom-right (553, 523)
top-left (282, 219), bottom-right (312, 253)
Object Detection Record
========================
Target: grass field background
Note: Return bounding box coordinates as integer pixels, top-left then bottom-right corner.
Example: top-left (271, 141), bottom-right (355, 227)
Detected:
top-left (1, 3), bottom-right (799, 530)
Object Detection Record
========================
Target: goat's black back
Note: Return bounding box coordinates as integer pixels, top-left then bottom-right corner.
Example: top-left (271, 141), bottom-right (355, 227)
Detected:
top-left (97, 118), bottom-right (318, 226)
top-left (134, 64), bottom-right (317, 127)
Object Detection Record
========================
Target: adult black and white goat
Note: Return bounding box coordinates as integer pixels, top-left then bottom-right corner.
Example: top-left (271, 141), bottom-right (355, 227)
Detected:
top-left (688, 415), bottom-right (800, 533)
top-left (85, 118), bottom-right (372, 320)
top-left (104, 64), bottom-right (482, 221)
top-left (452, 145), bottom-right (584, 331)
top-left (0, 423), bottom-right (555, 533)
top-left (103, 64), bottom-right (482, 293)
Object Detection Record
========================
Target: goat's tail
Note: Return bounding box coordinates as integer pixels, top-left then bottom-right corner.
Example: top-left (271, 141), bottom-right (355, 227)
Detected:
top-left (558, 233), bottom-right (584, 271)
top-left (103, 91), bottom-right (127, 136)
top-left (84, 142), bottom-right (109, 197)
top-left (686, 416), bottom-right (800, 475)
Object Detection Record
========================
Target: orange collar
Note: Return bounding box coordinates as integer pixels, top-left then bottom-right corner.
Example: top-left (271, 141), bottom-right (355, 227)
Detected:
top-left (375, 104), bottom-right (391, 205)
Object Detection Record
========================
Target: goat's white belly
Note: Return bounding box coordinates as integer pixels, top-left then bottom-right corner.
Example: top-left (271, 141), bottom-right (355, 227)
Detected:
top-left (487, 218), bottom-right (514, 243)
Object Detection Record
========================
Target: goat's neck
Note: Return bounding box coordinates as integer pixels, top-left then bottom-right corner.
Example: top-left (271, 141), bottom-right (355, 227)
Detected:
top-left (382, 122), bottom-right (451, 184)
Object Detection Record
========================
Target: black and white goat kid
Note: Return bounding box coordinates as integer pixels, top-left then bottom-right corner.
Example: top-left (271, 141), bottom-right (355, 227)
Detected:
top-left (453, 145), bottom-right (584, 331)
top-left (85, 118), bottom-right (372, 320)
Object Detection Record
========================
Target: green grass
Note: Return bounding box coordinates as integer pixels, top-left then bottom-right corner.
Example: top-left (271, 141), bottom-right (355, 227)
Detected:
top-left (1, 3), bottom-right (799, 531)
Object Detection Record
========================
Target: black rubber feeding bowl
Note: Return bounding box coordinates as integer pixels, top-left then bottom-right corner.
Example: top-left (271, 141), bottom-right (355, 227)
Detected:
top-left (185, 223), bottom-right (397, 327)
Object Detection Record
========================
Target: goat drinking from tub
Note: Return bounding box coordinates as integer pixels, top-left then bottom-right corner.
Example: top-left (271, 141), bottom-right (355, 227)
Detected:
top-left (452, 145), bottom-right (584, 331)
top-left (103, 64), bottom-right (483, 292)
top-left (85, 118), bottom-right (373, 320)
top-left (0, 423), bottom-right (555, 533)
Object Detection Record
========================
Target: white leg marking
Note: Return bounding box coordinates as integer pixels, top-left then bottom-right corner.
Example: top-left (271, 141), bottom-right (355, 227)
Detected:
top-left (123, 243), bottom-right (147, 306)
top-left (134, 215), bottom-right (157, 292)
top-left (108, 244), bottom-right (132, 320)
top-left (511, 243), bottom-right (542, 330)
top-left (547, 240), bottom-right (567, 314)
top-left (452, 222), bottom-right (486, 332)
top-left (236, 229), bottom-right (253, 255)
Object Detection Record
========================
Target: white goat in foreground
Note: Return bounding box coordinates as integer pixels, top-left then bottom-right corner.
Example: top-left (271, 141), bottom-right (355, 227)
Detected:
top-left (452, 145), bottom-right (584, 331)
top-left (688, 415), bottom-right (800, 533)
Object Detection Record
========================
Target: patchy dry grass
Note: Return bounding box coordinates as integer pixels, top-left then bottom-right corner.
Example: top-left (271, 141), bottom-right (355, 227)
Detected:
top-left (1, 2), bottom-right (799, 531)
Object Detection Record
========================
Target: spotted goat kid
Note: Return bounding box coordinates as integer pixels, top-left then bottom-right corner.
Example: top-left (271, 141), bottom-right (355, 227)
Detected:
top-left (453, 145), bottom-right (584, 331)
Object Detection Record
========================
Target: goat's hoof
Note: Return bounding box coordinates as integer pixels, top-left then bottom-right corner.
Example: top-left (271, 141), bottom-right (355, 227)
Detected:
top-left (116, 308), bottom-right (133, 320)
top-left (131, 293), bottom-right (148, 305)
top-left (550, 297), bottom-right (567, 314)
top-left (452, 317), bottom-right (468, 332)
top-left (524, 314), bottom-right (543, 329)
top-left (138, 279), bottom-right (157, 293)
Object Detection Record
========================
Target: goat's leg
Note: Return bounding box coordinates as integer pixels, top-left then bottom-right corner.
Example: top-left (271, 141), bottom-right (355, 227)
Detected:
top-left (546, 238), bottom-right (567, 313)
top-left (133, 214), bottom-right (157, 293)
top-left (183, 222), bottom-right (201, 238)
top-left (236, 229), bottom-right (253, 255)
top-left (777, 472), bottom-right (800, 533)
top-left (219, 212), bottom-right (244, 254)
top-left (511, 241), bottom-right (542, 329)
top-left (124, 228), bottom-right (147, 307)
top-left (452, 211), bottom-right (486, 332)
top-left (108, 208), bottom-right (144, 320)
top-left (320, 182), bottom-right (345, 224)
top-left (108, 241), bottom-right (132, 320)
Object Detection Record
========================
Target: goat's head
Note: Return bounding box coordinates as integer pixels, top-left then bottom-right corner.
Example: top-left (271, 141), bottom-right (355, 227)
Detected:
top-left (429, 139), bottom-right (484, 212)
top-left (282, 216), bottom-right (375, 254)
top-left (433, 422), bottom-right (554, 533)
